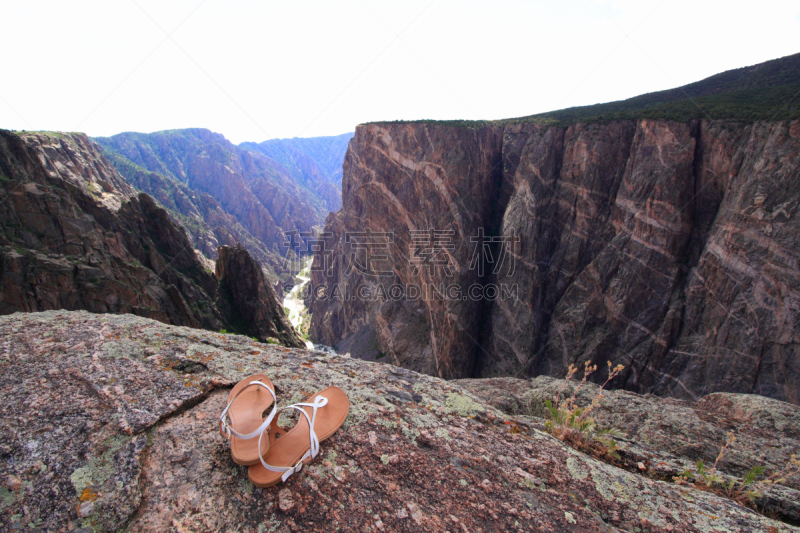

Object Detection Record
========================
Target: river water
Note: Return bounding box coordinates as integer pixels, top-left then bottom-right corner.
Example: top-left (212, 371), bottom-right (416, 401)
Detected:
top-left (282, 257), bottom-right (335, 353)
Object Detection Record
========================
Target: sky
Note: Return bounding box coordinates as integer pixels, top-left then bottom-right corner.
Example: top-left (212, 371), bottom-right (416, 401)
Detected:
top-left (1, 0), bottom-right (799, 144)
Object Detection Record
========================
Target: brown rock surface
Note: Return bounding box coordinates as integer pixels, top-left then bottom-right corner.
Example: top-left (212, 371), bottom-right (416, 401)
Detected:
top-left (310, 123), bottom-right (505, 377)
top-left (458, 375), bottom-right (800, 522)
top-left (310, 119), bottom-right (800, 404)
top-left (216, 244), bottom-right (303, 347)
top-left (0, 310), bottom-right (797, 532)
top-left (0, 131), bottom-right (223, 330)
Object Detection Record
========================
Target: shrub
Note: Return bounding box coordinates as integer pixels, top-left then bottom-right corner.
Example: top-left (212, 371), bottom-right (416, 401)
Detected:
top-left (544, 361), bottom-right (625, 458)
top-left (674, 432), bottom-right (800, 506)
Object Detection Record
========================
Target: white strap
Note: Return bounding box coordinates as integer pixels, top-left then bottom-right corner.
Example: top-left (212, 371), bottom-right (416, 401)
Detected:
top-left (219, 380), bottom-right (277, 440)
top-left (258, 395), bottom-right (329, 482)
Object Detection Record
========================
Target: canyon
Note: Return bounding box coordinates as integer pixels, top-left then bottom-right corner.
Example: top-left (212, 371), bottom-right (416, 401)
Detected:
top-left (309, 118), bottom-right (800, 405)
top-left (1, 51), bottom-right (800, 532)
top-left (0, 130), bottom-right (300, 346)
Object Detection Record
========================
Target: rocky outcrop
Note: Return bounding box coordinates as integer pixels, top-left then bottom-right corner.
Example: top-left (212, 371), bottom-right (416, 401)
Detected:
top-left (458, 375), bottom-right (800, 522)
top-left (216, 244), bottom-right (303, 347)
top-left (310, 119), bottom-right (800, 404)
top-left (0, 130), bottom-right (301, 346)
top-left (1, 310), bottom-right (798, 532)
top-left (0, 130), bottom-right (223, 329)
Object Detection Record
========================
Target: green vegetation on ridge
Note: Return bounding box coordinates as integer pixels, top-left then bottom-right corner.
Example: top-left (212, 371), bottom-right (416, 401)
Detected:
top-left (370, 52), bottom-right (800, 128)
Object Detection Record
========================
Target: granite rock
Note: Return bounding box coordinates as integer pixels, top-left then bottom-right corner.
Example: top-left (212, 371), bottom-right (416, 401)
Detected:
top-left (458, 375), bottom-right (800, 522)
top-left (0, 310), bottom-right (796, 532)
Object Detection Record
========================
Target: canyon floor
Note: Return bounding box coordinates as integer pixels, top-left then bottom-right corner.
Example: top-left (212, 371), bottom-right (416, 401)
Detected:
top-left (1, 310), bottom-right (798, 533)
top-left (283, 258), bottom-right (315, 350)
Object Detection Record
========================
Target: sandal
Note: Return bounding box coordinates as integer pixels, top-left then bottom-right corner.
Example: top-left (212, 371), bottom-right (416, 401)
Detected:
top-left (248, 386), bottom-right (350, 487)
top-left (219, 373), bottom-right (277, 465)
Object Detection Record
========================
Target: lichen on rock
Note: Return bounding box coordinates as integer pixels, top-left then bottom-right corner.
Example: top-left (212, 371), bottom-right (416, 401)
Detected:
top-left (0, 310), bottom-right (797, 532)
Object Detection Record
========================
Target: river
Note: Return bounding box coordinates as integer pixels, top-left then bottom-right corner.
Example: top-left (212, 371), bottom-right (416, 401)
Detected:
top-left (282, 257), bottom-right (335, 353)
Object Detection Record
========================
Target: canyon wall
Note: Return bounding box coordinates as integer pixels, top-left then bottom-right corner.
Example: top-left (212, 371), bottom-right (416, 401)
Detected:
top-left (310, 120), bottom-right (800, 404)
top-left (0, 130), bottom-right (300, 346)
top-left (103, 149), bottom-right (282, 274)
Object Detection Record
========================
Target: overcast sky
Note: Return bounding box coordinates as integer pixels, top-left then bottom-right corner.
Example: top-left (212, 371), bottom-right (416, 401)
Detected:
top-left (1, 0), bottom-right (798, 144)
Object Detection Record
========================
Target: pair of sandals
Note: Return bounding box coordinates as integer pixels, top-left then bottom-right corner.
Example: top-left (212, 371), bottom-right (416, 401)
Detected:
top-left (219, 373), bottom-right (350, 487)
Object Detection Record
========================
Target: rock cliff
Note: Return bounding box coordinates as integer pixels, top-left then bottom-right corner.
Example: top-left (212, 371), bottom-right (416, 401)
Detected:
top-left (1, 310), bottom-right (798, 532)
top-left (309, 119), bottom-right (800, 404)
top-left (217, 244), bottom-right (303, 347)
top-left (458, 375), bottom-right (800, 522)
top-left (0, 130), bottom-right (299, 345)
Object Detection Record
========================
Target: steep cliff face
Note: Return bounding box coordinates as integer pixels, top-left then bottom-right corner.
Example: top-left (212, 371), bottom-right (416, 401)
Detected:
top-left (310, 119), bottom-right (800, 404)
top-left (0, 130), bottom-right (300, 345)
top-left (310, 124), bottom-right (505, 376)
top-left (0, 130), bottom-right (213, 327)
top-left (216, 244), bottom-right (303, 347)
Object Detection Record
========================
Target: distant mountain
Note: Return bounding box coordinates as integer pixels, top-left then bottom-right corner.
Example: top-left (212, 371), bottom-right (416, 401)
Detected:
top-left (102, 149), bottom-right (284, 276)
top-left (240, 132), bottom-right (352, 212)
top-left (95, 129), bottom-right (348, 284)
top-left (241, 132), bottom-right (352, 184)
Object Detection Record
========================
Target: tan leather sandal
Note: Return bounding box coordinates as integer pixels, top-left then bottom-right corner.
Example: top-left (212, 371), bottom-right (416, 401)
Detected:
top-left (219, 373), bottom-right (277, 465)
top-left (248, 386), bottom-right (350, 487)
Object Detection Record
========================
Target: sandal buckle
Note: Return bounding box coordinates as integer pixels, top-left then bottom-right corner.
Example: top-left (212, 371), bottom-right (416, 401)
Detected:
top-left (281, 461), bottom-right (305, 483)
